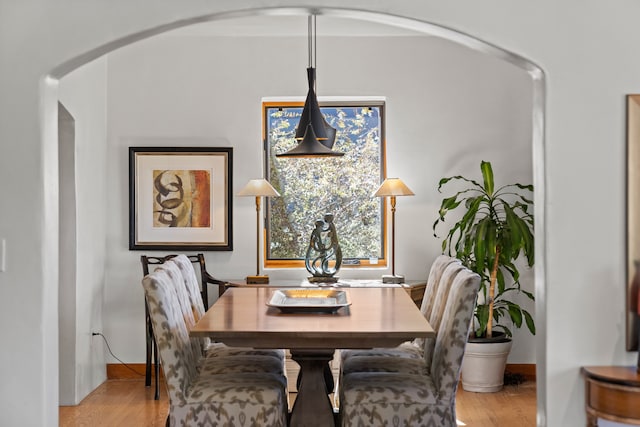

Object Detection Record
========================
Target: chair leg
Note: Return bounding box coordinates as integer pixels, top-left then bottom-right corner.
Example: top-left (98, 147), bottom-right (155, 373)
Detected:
top-left (146, 299), bottom-right (161, 400)
top-left (145, 303), bottom-right (152, 387)
top-left (154, 337), bottom-right (160, 400)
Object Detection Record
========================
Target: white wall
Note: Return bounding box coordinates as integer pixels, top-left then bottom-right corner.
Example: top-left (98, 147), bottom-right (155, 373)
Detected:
top-left (2, 2), bottom-right (640, 426)
top-left (58, 57), bottom-right (108, 404)
top-left (104, 33), bottom-right (534, 362)
top-left (57, 102), bottom-right (77, 405)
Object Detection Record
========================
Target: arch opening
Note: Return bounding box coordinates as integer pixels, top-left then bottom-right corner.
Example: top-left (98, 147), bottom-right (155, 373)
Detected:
top-left (47, 6), bottom-right (546, 424)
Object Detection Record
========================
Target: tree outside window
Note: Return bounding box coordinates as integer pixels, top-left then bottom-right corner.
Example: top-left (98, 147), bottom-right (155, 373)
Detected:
top-left (264, 101), bottom-right (386, 268)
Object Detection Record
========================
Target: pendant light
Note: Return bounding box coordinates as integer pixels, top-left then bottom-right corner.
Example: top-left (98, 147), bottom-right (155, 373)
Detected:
top-left (276, 15), bottom-right (343, 158)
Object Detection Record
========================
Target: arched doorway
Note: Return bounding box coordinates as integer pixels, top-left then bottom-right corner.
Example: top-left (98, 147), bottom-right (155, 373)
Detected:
top-left (49, 5), bottom-right (546, 422)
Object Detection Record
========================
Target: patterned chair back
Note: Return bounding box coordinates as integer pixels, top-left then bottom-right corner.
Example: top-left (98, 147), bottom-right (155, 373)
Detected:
top-left (430, 266), bottom-right (480, 400)
top-left (414, 256), bottom-right (461, 351)
top-left (141, 253), bottom-right (227, 311)
top-left (419, 255), bottom-right (460, 318)
top-left (167, 256), bottom-right (285, 365)
top-left (155, 260), bottom-right (205, 360)
top-left (172, 254), bottom-right (207, 320)
top-left (422, 261), bottom-right (465, 371)
top-left (171, 255), bottom-right (215, 354)
top-left (142, 269), bottom-right (200, 402)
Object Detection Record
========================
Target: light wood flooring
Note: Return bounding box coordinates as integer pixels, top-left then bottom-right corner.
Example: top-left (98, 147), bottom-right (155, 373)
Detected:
top-left (59, 378), bottom-right (536, 426)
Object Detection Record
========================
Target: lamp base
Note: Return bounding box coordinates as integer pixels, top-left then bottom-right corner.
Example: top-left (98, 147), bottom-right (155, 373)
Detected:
top-left (246, 275), bottom-right (270, 284)
top-left (382, 274), bottom-right (405, 284)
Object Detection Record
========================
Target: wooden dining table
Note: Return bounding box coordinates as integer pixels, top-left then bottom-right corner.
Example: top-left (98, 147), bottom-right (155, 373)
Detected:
top-left (190, 286), bottom-right (435, 427)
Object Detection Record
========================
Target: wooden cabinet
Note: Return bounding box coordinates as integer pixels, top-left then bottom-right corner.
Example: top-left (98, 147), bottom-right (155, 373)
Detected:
top-left (582, 366), bottom-right (640, 426)
top-left (404, 280), bottom-right (426, 307)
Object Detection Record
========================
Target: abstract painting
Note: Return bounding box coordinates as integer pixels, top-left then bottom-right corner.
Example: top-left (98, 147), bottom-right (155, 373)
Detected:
top-left (152, 169), bottom-right (211, 228)
top-left (129, 147), bottom-right (232, 250)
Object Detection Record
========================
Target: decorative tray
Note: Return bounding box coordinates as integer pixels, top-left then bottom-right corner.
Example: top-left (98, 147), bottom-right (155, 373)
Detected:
top-left (267, 289), bottom-right (351, 313)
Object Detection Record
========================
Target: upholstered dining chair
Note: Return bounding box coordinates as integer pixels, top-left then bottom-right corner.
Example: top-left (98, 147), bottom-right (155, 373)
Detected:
top-left (415, 255), bottom-right (461, 347)
top-left (170, 255), bottom-right (285, 363)
top-left (155, 261), bottom-right (284, 376)
top-left (339, 260), bottom-right (466, 378)
top-left (141, 253), bottom-right (227, 310)
top-left (339, 257), bottom-right (462, 378)
top-left (339, 265), bottom-right (481, 427)
top-left (140, 253), bottom-right (227, 399)
top-left (142, 269), bottom-right (289, 427)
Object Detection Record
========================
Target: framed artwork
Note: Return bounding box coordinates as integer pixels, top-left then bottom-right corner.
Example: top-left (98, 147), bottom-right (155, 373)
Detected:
top-left (627, 95), bottom-right (640, 351)
top-left (129, 147), bottom-right (233, 251)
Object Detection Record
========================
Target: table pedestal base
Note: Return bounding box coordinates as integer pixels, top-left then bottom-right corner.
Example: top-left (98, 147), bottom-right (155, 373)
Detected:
top-left (290, 349), bottom-right (336, 427)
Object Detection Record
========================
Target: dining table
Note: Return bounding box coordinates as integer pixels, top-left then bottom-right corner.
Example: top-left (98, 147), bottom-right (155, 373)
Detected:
top-left (190, 286), bottom-right (435, 427)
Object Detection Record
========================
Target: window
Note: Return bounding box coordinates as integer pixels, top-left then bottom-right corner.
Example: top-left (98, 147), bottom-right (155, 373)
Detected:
top-left (263, 100), bottom-right (386, 268)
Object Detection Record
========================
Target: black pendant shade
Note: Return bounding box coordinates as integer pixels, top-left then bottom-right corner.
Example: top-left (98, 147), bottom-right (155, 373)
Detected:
top-left (276, 16), bottom-right (343, 158)
top-left (293, 68), bottom-right (337, 148)
top-left (322, 122), bottom-right (337, 149)
top-left (275, 123), bottom-right (343, 158)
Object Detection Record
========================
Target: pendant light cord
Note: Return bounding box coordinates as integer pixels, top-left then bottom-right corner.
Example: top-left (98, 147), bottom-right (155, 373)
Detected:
top-left (308, 15), bottom-right (317, 91)
top-left (308, 15), bottom-right (313, 68)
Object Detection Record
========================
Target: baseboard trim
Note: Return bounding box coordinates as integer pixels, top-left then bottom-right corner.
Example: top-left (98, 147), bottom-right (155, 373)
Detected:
top-left (107, 362), bottom-right (535, 381)
top-left (107, 363), bottom-right (163, 380)
top-left (505, 363), bottom-right (536, 381)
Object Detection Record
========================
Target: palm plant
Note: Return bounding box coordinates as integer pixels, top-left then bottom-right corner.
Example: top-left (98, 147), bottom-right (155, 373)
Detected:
top-left (433, 161), bottom-right (535, 339)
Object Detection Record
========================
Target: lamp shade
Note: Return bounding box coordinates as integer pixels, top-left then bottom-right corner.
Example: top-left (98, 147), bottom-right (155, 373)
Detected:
top-left (275, 15), bottom-right (343, 158)
top-left (237, 179), bottom-right (281, 197)
top-left (294, 68), bottom-right (333, 143)
top-left (373, 178), bottom-right (415, 197)
top-left (276, 124), bottom-right (344, 158)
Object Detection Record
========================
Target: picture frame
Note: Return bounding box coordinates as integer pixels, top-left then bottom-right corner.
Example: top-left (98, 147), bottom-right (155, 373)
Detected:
top-left (627, 95), bottom-right (640, 351)
top-left (129, 146), bottom-right (233, 251)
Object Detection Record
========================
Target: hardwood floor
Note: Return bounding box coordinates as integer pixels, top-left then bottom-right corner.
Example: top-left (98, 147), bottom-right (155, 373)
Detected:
top-left (455, 381), bottom-right (536, 426)
top-left (59, 380), bottom-right (168, 427)
top-left (59, 379), bottom-right (536, 426)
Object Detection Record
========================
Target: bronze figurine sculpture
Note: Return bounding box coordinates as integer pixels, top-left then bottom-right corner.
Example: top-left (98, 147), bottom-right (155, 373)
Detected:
top-left (305, 213), bottom-right (342, 282)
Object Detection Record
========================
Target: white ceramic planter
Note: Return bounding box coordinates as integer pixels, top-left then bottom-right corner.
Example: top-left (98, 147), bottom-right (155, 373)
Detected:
top-left (461, 339), bottom-right (513, 392)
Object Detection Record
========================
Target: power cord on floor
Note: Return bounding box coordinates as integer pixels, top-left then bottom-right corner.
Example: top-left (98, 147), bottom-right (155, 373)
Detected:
top-left (92, 332), bottom-right (145, 377)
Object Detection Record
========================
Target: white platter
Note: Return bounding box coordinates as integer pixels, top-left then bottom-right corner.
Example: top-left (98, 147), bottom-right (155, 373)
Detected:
top-left (267, 289), bottom-right (351, 313)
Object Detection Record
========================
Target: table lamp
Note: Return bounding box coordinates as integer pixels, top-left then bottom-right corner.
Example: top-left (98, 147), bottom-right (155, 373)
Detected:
top-left (237, 179), bottom-right (280, 284)
top-left (373, 178), bottom-right (415, 284)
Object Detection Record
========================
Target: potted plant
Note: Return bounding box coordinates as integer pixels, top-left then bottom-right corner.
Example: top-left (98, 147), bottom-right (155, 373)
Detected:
top-left (433, 160), bottom-right (535, 392)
